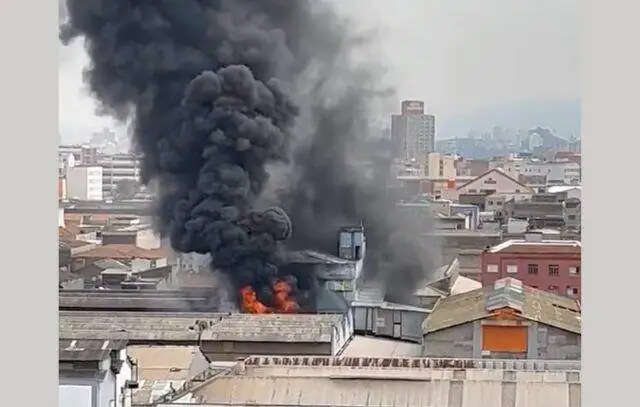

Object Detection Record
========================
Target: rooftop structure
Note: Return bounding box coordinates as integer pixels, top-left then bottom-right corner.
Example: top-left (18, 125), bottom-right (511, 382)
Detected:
top-left (59, 311), bottom-right (354, 360)
top-left (481, 235), bottom-right (582, 297)
top-left (422, 277), bottom-right (580, 361)
top-left (72, 244), bottom-right (169, 260)
top-left (154, 355), bottom-right (581, 407)
top-left (59, 338), bottom-right (134, 407)
top-left (424, 279), bottom-right (580, 336)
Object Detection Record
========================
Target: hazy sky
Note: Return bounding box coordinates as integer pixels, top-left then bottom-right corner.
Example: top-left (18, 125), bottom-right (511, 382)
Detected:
top-left (58, 0), bottom-right (580, 143)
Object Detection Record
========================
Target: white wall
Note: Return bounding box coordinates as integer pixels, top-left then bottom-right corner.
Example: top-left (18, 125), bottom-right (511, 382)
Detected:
top-left (59, 207), bottom-right (65, 228)
top-left (524, 161), bottom-right (581, 184)
top-left (59, 385), bottom-right (93, 407)
top-left (67, 166), bottom-right (103, 201)
top-left (98, 349), bottom-right (132, 407)
top-left (99, 371), bottom-right (117, 407)
top-left (117, 349), bottom-right (133, 407)
top-left (502, 159), bottom-right (525, 178)
top-left (136, 229), bottom-right (162, 249)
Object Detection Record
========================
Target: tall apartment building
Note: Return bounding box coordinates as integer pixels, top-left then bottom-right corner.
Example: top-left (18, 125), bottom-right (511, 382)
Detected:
top-left (98, 153), bottom-right (142, 198)
top-left (391, 100), bottom-right (436, 160)
top-left (66, 165), bottom-right (103, 201)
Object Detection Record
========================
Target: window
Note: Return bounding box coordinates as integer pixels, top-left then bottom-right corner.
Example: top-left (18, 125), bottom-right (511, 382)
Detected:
top-left (572, 288), bottom-right (579, 296)
top-left (527, 264), bottom-right (539, 274)
top-left (515, 189), bottom-right (521, 193)
top-left (569, 266), bottom-right (581, 275)
top-left (506, 265), bottom-right (518, 274)
top-left (548, 264), bottom-right (559, 277)
top-left (486, 264), bottom-right (499, 273)
top-left (488, 201), bottom-right (494, 205)
top-left (567, 215), bottom-right (577, 221)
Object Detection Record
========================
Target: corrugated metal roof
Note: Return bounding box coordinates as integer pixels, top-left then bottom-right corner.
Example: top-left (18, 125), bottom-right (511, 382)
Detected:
top-left (422, 279), bottom-right (581, 335)
top-left (59, 311), bottom-right (346, 343)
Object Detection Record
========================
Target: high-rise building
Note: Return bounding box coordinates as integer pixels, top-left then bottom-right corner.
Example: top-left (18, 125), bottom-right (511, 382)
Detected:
top-left (391, 100), bottom-right (435, 160)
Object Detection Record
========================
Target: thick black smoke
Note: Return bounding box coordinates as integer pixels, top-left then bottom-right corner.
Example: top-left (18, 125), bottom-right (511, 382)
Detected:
top-left (60, 0), bottom-right (438, 306)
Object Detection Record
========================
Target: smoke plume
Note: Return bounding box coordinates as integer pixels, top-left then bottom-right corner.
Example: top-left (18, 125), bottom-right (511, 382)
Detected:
top-left (60, 0), bottom-right (438, 306)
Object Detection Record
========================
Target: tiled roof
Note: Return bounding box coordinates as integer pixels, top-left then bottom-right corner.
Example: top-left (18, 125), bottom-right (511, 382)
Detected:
top-left (422, 278), bottom-right (581, 335)
top-left (72, 244), bottom-right (169, 260)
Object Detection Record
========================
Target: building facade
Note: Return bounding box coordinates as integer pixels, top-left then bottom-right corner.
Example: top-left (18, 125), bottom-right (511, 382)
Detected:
top-left (98, 153), bottom-right (142, 198)
top-left (523, 161), bottom-right (581, 185)
top-left (391, 100), bottom-right (436, 160)
top-left (456, 168), bottom-right (535, 197)
top-left (424, 152), bottom-right (456, 180)
top-left (481, 234), bottom-right (582, 298)
top-left (59, 339), bottom-right (135, 407)
top-left (66, 166), bottom-right (104, 201)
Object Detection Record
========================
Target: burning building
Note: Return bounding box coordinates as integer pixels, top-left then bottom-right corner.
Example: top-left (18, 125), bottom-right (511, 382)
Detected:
top-left (60, 0), bottom-right (436, 317)
top-left (240, 225), bottom-right (365, 314)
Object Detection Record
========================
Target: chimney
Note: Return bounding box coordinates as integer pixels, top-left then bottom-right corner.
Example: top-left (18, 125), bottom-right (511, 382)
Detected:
top-left (524, 231), bottom-right (543, 243)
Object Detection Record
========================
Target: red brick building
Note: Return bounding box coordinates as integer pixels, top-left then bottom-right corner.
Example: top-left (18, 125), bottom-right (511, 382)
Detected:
top-left (481, 233), bottom-right (581, 298)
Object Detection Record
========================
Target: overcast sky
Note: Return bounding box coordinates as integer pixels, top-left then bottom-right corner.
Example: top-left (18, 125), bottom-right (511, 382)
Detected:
top-left (58, 0), bottom-right (580, 143)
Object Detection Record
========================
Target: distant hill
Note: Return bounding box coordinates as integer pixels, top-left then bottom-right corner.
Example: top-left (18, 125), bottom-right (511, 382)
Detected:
top-left (437, 98), bottom-right (580, 140)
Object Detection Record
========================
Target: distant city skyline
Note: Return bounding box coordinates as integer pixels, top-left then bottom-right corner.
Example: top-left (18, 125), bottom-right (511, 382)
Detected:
top-left (59, 0), bottom-right (580, 144)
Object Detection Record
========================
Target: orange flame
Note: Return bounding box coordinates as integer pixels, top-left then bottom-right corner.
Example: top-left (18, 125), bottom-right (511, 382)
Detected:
top-left (239, 286), bottom-right (271, 314)
top-left (239, 280), bottom-right (299, 314)
top-left (272, 280), bottom-right (298, 313)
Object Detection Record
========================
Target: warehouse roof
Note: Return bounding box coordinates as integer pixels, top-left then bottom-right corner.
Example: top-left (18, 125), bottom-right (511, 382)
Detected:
top-left (59, 339), bottom-right (127, 362)
top-left (59, 311), bottom-right (346, 343)
top-left (185, 355), bottom-right (581, 407)
top-left (422, 278), bottom-right (581, 335)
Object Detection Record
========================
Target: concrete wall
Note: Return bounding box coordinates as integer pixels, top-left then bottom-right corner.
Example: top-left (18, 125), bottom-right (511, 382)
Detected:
top-left (534, 324), bottom-right (581, 360)
top-left (423, 321), bottom-right (581, 360)
top-left (201, 341), bottom-right (333, 361)
top-left (331, 309), bottom-right (355, 354)
top-left (423, 322), bottom-right (476, 358)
